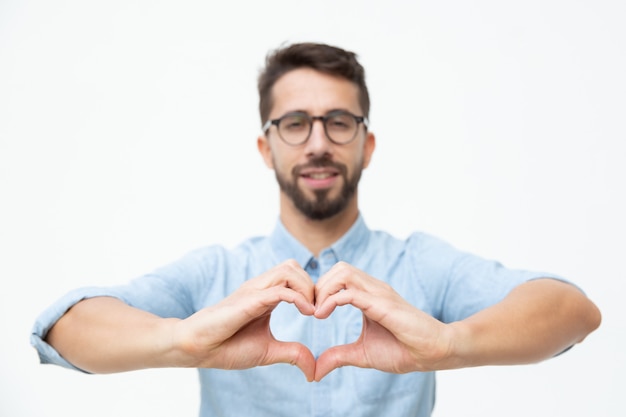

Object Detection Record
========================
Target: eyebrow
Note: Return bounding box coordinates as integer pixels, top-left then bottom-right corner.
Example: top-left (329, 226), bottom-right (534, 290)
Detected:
top-left (278, 108), bottom-right (355, 118)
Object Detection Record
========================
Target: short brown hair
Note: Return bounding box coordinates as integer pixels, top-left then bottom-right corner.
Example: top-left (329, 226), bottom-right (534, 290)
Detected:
top-left (258, 42), bottom-right (370, 126)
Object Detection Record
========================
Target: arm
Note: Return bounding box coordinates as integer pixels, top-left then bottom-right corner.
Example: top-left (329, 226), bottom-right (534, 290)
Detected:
top-left (313, 262), bottom-right (601, 381)
top-left (46, 260), bottom-right (317, 381)
top-left (47, 297), bottom-right (180, 372)
top-left (446, 278), bottom-right (601, 367)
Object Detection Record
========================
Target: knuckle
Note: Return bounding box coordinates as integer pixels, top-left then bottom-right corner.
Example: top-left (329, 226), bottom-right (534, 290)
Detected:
top-left (333, 261), bottom-right (352, 274)
top-left (281, 259), bottom-right (300, 272)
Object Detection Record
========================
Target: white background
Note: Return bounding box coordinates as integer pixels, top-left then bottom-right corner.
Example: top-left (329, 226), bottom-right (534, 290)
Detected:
top-left (1, 0), bottom-right (624, 416)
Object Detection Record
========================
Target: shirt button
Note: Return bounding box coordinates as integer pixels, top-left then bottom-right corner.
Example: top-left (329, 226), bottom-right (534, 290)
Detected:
top-left (309, 260), bottom-right (318, 269)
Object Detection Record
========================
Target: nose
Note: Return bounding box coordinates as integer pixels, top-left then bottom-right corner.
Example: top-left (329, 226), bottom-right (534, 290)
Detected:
top-left (304, 118), bottom-right (332, 157)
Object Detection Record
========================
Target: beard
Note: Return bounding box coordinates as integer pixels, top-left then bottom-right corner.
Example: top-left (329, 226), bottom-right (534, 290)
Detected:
top-left (274, 156), bottom-right (363, 220)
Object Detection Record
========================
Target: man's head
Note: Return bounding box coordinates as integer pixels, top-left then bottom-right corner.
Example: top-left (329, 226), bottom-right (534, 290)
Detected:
top-left (257, 43), bottom-right (375, 222)
top-left (258, 42), bottom-right (370, 128)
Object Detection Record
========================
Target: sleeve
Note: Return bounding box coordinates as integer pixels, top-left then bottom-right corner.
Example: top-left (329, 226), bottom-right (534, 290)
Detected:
top-left (30, 286), bottom-right (132, 371)
top-left (409, 233), bottom-right (569, 324)
top-left (30, 245), bottom-right (231, 371)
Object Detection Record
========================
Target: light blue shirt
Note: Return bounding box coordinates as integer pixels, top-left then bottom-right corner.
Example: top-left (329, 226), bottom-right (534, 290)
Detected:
top-left (31, 215), bottom-right (561, 416)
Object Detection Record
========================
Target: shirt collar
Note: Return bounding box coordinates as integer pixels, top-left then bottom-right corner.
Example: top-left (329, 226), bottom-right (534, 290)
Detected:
top-left (269, 213), bottom-right (371, 268)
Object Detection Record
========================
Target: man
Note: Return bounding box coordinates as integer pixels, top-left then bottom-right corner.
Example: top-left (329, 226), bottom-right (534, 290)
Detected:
top-left (32, 42), bottom-right (601, 416)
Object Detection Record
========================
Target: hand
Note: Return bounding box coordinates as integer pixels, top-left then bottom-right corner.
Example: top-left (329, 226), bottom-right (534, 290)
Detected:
top-left (170, 260), bottom-right (317, 381)
top-left (313, 262), bottom-right (454, 381)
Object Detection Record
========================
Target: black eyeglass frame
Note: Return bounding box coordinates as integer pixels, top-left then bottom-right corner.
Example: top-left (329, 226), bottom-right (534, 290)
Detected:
top-left (262, 110), bottom-right (369, 146)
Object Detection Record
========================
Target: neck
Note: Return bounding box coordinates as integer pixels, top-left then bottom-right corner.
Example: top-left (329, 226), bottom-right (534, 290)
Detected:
top-left (279, 193), bottom-right (359, 257)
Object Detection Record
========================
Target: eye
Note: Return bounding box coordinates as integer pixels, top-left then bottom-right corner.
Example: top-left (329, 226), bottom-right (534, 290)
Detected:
top-left (326, 114), bottom-right (354, 130)
top-left (281, 115), bottom-right (309, 131)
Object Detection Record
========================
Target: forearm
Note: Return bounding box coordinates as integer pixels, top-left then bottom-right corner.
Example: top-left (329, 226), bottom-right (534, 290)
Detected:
top-left (446, 278), bottom-right (601, 368)
top-left (44, 262), bottom-right (319, 378)
top-left (46, 297), bottom-right (181, 373)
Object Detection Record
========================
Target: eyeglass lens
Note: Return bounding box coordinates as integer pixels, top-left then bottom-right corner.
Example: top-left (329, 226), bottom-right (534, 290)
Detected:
top-left (278, 112), bottom-right (358, 145)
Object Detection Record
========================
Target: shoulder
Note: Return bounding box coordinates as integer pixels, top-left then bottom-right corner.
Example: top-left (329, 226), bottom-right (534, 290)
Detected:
top-left (367, 228), bottom-right (464, 265)
top-left (174, 235), bottom-right (273, 272)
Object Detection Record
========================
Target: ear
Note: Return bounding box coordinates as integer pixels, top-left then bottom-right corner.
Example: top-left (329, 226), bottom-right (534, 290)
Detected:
top-left (257, 135), bottom-right (274, 169)
top-left (362, 132), bottom-right (376, 169)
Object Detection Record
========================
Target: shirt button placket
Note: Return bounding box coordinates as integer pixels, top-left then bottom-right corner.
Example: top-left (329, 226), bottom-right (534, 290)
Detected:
top-left (311, 250), bottom-right (337, 417)
top-left (306, 258), bottom-right (319, 281)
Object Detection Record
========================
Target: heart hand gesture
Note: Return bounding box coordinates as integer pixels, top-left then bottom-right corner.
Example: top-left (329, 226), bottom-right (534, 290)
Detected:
top-left (173, 260), bottom-right (451, 383)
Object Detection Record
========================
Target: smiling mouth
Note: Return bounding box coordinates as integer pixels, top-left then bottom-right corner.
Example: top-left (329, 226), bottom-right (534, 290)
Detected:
top-left (293, 158), bottom-right (347, 185)
top-left (302, 172), bottom-right (338, 180)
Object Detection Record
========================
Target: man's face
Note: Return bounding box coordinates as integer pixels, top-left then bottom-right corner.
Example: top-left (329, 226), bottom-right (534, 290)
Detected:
top-left (258, 68), bottom-right (375, 220)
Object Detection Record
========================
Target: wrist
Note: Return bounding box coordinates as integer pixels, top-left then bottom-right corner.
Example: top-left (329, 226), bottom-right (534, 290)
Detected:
top-left (439, 321), bottom-right (475, 370)
top-left (151, 317), bottom-right (193, 368)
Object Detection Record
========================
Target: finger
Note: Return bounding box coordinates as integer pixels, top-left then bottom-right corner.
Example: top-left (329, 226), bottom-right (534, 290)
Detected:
top-left (243, 286), bottom-right (316, 318)
top-left (314, 278), bottom-right (348, 310)
top-left (217, 286), bottom-right (315, 336)
top-left (314, 287), bottom-right (389, 321)
top-left (314, 343), bottom-right (367, 382)
top-left (315, 262), bottom-right (360, 307)
top-left (267, 286), bottom-right (316, 316)
top-left (314, 287), bottom-right (372, 319)
top-left (316, 273), bottom-right (403, 322)
top-left (256, 260), bottom-right (315, 303)
top-left (314, 287), bottom-right (351, 319)
top-left (265, 340), bottom-right (316, 382)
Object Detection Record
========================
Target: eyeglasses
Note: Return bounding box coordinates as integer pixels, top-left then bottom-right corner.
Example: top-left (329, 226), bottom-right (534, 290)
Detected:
top-left (262, 110), bottom-right (368, 146)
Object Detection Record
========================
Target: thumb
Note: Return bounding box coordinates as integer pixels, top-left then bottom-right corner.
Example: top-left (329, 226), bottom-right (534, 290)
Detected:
top-left (314, 342), bottom-right (366, 382)
top-left (266, 341), bottom-right (316, 382)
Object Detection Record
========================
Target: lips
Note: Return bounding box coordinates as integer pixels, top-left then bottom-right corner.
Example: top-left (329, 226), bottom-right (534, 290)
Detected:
top-left (300, 169), bottom-right (339, 180)
top-left (308, 173), bottom-right (333, 179)
top-left (295, 162), bottom-right (345, 190)
top-left (298, 169), bottom-right (337, 189)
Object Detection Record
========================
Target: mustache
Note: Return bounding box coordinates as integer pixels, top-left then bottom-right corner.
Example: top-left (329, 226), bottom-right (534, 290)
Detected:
top-left (292, 157), bottom-right (348, 177)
